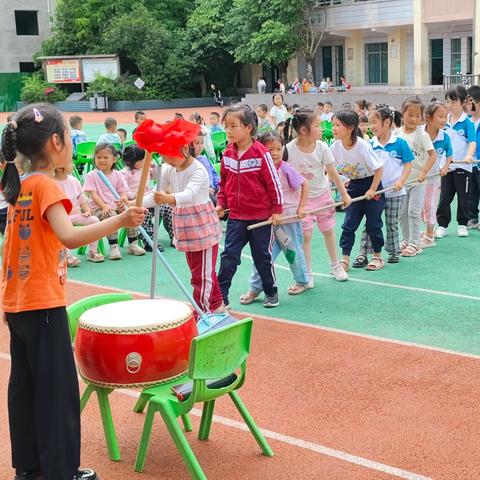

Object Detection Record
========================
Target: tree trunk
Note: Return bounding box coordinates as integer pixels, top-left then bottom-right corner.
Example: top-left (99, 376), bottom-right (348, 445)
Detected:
top-left (279, 61), bottom-right (289, 83)
top-left (305, 60), bottom-right (314, 84)
top-left (199, 75), bottom-right (207, 97)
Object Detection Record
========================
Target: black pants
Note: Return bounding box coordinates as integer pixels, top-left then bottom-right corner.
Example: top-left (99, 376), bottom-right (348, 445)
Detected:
top-left (436, 169), bottom-right (472, 227)
top-left (340, 177), bottom-right (385, 256)
top-left (470, 167), bottom-right (480, 221)
top-left (7, 307), bottom-right (80, 479)
top-left (218, 219), bottom-right (276, 302)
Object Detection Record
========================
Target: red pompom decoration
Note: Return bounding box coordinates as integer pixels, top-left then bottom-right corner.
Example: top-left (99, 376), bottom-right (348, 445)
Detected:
top-left (133, 118), bottom-right (200, 158)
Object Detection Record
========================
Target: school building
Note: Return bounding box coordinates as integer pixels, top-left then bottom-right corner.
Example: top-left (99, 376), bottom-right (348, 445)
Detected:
top-left (247, 0), bottom-right (480, 90)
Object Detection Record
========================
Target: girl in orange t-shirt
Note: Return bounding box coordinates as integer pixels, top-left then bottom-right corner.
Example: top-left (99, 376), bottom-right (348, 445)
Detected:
top-left (0, 103), bottom-right (146, 480)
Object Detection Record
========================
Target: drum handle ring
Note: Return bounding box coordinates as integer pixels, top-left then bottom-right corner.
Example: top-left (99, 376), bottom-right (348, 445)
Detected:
top-left (126, 352), bottom-right (142, 374)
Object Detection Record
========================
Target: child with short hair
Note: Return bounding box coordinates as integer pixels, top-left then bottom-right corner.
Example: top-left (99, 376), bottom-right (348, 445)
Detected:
top-left (466, 85), bottom-right (480, 229)
top-left (84, 144), bottom-right (146, 259)
top-left (209, 112), bottom-right (224, 133)
top-left (285, 108), bottom-right (351, 283)
top-left (320, 101), bottom-right (334, 122)
top-left (420, 102), bottom-right (452, 247)
top-left (217, 104), bottom-right (284, 308)
top-left (133, 111), bottom-right (147, 134)
top-left (1, 103), bottom-right (145, 480)
top-left (358, 114), bottom-right (370, 140)
top-left (120, 145), bottom-right (173, 251)
top-left (96, 117), bottom-right (121, 145)
top-left (330, 110), bottom-right (385, 270)
top-left (270, 94), bottom-right (289, 127)
top-left (55, 163), bottom-right (104, 265)
top-left (116, 128), bottom-right (127, 144)
top-left (240, 131), bottom-right (310, 302)
top-left (315, 102), bottom-right (325, 115)
top-left (436, 85), bottom-right (477, 237)
top-left (396, 96), bottom-right (436, 256)
top-left (142, 118), bottom-right (224, 313)
top-left (69, 115), bottom-right (87, 156)
top-left (354, 106), bottom-right (413, 266)
top-left (256, 104), bottom-right (273, 134)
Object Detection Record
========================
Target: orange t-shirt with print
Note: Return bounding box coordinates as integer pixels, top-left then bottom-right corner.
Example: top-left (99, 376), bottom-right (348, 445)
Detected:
top-left (1, 174), bottom-right (72, 313)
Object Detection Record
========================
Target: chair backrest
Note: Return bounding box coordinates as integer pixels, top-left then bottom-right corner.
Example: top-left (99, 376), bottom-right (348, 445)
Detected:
top-left (211, 131), bottom-right (227, 148)
top-left (66, 293), bottom-right (133, 342)
top-left (188, 318), bottom-right (252, 381)
top-left (76, 141), bottom-right (97, 159)
top-left (123, 140), bottom-right (137, 148)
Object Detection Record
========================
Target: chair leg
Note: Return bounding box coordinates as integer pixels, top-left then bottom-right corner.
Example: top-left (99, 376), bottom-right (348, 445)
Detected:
top-left (80, 384), bottom-right (94, 412)
top-left (198, 400), bottom-right (215, 440)
top-left (229, 391), bottom-right (274, 457)
top-left (181, 414), bottom-right (193, 432)
top-left (159, 404), bottom-right (207, 480)
top-left (133, 391), bottom-right (150, 413)
top-left (96, 388), bottom-right (121, 461)
top-left (134, 403), bottom-right (156, 472)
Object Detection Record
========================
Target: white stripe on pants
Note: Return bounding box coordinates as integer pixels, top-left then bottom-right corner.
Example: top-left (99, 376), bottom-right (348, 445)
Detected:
top-left (399, 184), bottom-right (426, 246)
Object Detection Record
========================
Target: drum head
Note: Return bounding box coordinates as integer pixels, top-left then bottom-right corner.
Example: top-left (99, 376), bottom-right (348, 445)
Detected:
top-left (79, 299), bottom-right (193, 331)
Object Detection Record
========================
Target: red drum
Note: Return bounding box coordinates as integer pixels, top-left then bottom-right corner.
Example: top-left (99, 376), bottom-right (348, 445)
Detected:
top-left (74, 299), bottom-right (198, 388)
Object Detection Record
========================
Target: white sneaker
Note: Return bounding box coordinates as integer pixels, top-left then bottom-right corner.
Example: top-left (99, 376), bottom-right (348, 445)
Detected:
top-left (127, 240), bottom-right (146, 256)
top-left (435, 226), bottom-right (448, 239)
top-left (331, 263), bottom-right (348, 282)
top-left (306, 273), bottom-right (315, 289)
top-left (458, 225), bottom-right (469, 237)
top-left (109, 244), bottom-right (122, 260)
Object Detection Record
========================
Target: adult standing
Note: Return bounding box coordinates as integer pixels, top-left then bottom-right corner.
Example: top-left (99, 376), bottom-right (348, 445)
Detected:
top-left (210, 84), bottom-right (223, 108)
top-left (257, 77), bottom-right (267, 94)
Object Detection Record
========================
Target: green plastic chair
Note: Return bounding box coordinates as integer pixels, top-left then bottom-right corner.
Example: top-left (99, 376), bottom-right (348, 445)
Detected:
top-left (124, 140), bottom-right (137, 148)
top-left (67, 293), bottom-right (133, 461)
top-left (77, 237), bottom-right (107, 257)
top-left (211, 131), bottom-right (227, 162)
top-left (320, 120), bottom-right (333, 144)
top-left (75, 141), bottom-right (97, 176)
top-left (134, 318), bottom-right (273, 478)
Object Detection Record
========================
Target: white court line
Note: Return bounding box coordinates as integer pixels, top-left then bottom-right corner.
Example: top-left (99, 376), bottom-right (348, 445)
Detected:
top-left (115, 388), bottom-right (430, 480)
top-left (236, 251), bottom-right (480, 302)
top-left (68, 279), bottom-right (480, 360)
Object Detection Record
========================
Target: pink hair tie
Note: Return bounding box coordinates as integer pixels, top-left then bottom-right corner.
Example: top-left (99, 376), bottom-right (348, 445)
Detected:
top-left (33, 108), bottom-right (44, 123)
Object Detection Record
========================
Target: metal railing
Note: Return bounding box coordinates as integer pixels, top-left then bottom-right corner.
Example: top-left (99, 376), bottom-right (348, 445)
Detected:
top-left (443, 74), bottom-right (480, 91)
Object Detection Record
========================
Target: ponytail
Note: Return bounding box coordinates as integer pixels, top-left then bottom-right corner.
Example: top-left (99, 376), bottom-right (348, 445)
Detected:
top-left (283, 117), bottom-right (293, 145)
top-left (1, 122), bottom-right (21, 205)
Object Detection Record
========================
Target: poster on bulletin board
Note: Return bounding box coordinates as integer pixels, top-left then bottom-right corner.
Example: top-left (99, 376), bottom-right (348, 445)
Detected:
top-left (45, 59), bottom-right (81, 83)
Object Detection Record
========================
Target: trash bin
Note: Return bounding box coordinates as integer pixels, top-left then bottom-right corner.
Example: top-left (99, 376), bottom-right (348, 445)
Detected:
top-left (89, 91), bottom-right (109, 111)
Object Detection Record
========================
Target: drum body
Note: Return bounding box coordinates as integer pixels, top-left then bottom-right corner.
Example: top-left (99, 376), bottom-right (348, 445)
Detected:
top-left (74, 299), bottom-right (198, 388)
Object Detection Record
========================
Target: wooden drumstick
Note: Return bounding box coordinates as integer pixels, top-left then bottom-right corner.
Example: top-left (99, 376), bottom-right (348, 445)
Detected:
top-left (135, 151), bottom-right (153, 207)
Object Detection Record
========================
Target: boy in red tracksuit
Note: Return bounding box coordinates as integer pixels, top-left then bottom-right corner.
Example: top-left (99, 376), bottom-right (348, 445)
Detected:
top-left (216, 104), bottom-right (283, 308)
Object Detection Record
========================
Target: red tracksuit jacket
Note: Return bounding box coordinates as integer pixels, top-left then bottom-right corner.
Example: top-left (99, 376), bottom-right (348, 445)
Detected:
top-left (217, 140), bottom-right (283, 220)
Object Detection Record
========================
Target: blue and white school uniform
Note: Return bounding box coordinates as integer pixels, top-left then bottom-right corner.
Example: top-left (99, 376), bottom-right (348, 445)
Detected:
top-left (359, 134), bottom-right (414, 255)
top-left (469, 119), bottom-right (480, 223)
top-left (437, 112), bottom-right (476, 227)
top-left (330, 137), bottom-right (385, 256)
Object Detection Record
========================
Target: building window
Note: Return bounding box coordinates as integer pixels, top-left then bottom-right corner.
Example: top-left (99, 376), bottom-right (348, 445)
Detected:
top-left (430, 39), bottom-right (443, 85)
top-left (468, 36), bottom-right (473, 74)
top-left (19, 62), bottom-right (36, 73)
top-left (450, 38), bottom-right (462, 75)
top-left (365, 42), bottom-right (388, 84)
top-left (322, 46), bottom-right (333, 80)
top-left (335, 45), bottom-right (344, 85)
top-left (15, 11), bottom-right (39, 36)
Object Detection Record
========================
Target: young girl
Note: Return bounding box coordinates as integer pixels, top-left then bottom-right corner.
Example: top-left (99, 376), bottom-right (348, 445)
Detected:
top-left (354, 106), bottom-right (414, 266)
top-left (284, 108), bottom-right (351, 284)
top-left (467, 85), bottom-right (480, 229)
top-left (330, 110), bottom-right (385, 271)
top-left (240, 131), bottom-right (310, 303)
top-left (270, 94), bottom-right (289, 127)
top-left (1, 103), bottom-right (145, 480)
top-left (55, 163), bottom-right (105, 265)
top-left (436, 85), bottom-right (477, 238)
top-left (396, 96), bottom-right (436, 256)
top-left (121, 145), bottom-right (173, 251)
top-left (358, 114), bottom-right (371, 140)
top-left (190, 112), bottom-right (215, 160)
top-left (191, 132), bottom-right (220, 205)
top-left (216, 104), bottom-right (283, 308)
top-left (141, 118), bottom-right (224, 313)
top-left (83, 143), bottom-right (146, 259)
top-left (421, 102), bottom-right (453, 247)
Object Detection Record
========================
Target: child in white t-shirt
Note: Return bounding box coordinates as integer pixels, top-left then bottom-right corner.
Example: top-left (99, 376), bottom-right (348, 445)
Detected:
top-left (285, 108), bottom-right (351, 285)
top-left (270, 94), bottom-right (289, 127)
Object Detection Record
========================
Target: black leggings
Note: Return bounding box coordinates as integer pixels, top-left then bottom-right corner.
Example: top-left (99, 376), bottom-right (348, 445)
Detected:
top-left (7, 307), bottom-right (80, 478)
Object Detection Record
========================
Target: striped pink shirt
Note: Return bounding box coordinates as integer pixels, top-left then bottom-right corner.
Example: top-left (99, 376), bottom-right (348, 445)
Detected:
top-left (83, 169), bottom-right (129, 209)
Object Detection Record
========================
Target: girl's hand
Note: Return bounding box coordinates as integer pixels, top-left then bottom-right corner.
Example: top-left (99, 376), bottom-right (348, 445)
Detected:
top-left (393, 180), bottom-right (404, 191)
top-left (81, 210), bottom-right (91, 217)
top-left (440, 165), bottom-right (450, 176)
top-left (101, 206), bottom-right (115, 216)
top-left (115, 199), bottom-right (127, 212)
top-left (341, 193), bottom-right (352, 208)
top-left (119, 207), bottom-right (147, 227)
top-left (365, 189), bottom-right (376, 200)
top-left (464, 155), bottom-right (474, 164)
top-left (297, 206), bottom-right (306, 219)
top-left (216, 206), bottom-right (225, 218)
top-left (418, 171), bottom-right (427, 183)
top-left (153, 191), bottom-right (172, 205)
top-left (271, 213), bottom-right (282, 225)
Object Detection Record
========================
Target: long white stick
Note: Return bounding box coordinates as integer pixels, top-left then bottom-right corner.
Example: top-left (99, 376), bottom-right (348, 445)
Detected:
top-left (149, 164), bottom-right (162, 299)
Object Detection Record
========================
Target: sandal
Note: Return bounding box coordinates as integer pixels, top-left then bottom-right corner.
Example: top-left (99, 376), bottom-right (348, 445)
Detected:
top-left (87, 251), bottom-right (105, 263)
top-left (401, 244), bottom-right (423, 257)
top-left (339, 259), bottom-right (349, 272)
top-left (366, 256), bottom-right (384, 271)
top-left (67, 255), bottom-right (81, 267)
top-left (239, 291), bottom-right (260, 305)
top-left (352, 254), bottom-right (368, 268)
top-left (288, 284), bottom-right (307, 295)
top-left (398, 240), bottom-right (408, 253)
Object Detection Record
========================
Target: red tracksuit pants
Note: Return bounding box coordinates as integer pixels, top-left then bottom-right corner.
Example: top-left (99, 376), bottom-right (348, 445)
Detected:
top-left (185, 244), bottom-right (223, 313)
